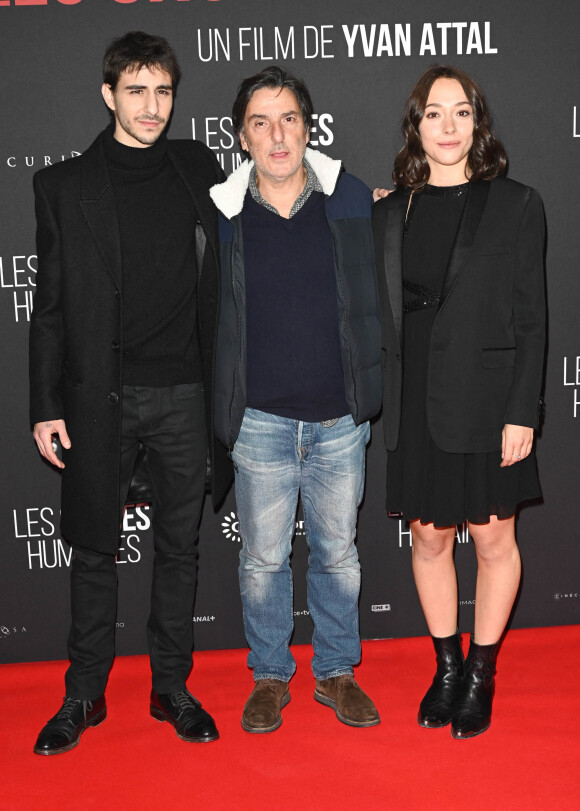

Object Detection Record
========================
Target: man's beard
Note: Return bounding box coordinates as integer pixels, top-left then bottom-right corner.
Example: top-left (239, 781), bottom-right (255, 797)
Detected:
top-left (120, 115), bottom-right (167, 146)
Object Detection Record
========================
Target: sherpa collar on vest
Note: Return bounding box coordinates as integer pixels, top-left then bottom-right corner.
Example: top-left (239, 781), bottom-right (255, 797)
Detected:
top-left (209, 146), bottom-right (342, 220)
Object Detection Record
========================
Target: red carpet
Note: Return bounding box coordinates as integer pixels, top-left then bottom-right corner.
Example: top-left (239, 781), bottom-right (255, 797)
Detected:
top-left (1, 626), bottom-right (577, 810)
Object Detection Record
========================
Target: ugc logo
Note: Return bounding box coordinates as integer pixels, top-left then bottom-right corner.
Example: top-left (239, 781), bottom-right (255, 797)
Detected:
top-left (221, 511), bottom-right (241, 543)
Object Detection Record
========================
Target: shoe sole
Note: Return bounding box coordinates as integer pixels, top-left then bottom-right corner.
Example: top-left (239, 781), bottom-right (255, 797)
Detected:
top-left (451, 721), bottom-right (491, 740)
top-left (417, 713), bottom-right (452, 729)
top-left (33, 707), bottom-right (107, 756)
top-left (150, 706), bottom-right (219, 742)
top-left (314, 691), bottom-right (380, 728)
top-left (241, 691), bottom-right (291, 734)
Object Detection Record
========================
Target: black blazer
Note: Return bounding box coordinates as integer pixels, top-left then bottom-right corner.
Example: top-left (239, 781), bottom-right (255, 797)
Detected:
top-left (29, 129), bottom-right (232, 553)
top-left (372, 177), bottom-right (546, 453)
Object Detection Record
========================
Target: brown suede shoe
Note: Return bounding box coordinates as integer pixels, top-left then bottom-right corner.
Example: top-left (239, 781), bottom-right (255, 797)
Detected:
top-left (314, 674), bottom-right (380, 727)
top-left (241, 679), bottom-right (290, 734)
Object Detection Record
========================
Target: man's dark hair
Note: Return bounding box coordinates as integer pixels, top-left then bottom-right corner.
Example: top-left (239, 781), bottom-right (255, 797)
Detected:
top-left (393, 64), bottom-right (508, 190)
top-left (102, 31), bottom-right (181, 91)
top-left (232, 65), bottom-right (313, 140)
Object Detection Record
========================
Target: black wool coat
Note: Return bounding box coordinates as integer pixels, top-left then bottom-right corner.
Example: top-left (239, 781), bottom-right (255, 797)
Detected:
top-left (29, 130), bottom-right (233, 553)
top-left (372, 177), bottom-right (546, 453)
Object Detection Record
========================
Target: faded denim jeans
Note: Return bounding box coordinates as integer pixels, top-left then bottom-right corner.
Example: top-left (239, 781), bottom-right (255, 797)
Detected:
top-left (232, 408), bottom-right (370, 682)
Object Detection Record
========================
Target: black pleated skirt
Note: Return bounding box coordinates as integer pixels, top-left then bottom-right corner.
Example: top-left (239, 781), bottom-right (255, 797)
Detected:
top-left (387, 308), bottom-right (541, 528)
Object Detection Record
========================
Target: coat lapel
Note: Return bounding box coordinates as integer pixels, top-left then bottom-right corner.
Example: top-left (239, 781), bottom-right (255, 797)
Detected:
top-left (438, 181), bottom-right (490, 308)
top-left (79, 133), bottom-right (123, 290)
top-left (169, 149), bottom-right (218, 259)
top-left (384, 190), bottom-right (410, 345)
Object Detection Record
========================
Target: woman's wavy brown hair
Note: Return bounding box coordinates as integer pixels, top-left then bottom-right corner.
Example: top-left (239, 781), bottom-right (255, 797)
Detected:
top-left (392, 64), bottom-right (507, 190)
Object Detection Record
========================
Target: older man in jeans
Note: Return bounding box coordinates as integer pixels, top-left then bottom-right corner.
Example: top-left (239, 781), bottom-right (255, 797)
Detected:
top-left (210, 66), bottom-right (382, 733)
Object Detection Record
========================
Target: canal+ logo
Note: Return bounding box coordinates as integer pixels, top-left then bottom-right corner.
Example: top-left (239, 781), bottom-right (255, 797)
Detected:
top-left (222, 511), bottom-right (241, 543)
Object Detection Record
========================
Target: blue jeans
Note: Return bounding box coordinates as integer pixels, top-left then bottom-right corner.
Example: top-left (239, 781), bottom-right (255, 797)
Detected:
top-left (232, 408), bottom-right (370, 682)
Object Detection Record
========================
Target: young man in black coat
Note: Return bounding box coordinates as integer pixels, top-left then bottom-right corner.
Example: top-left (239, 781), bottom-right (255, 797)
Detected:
top-left (30, 31), bottom-right (231, 755)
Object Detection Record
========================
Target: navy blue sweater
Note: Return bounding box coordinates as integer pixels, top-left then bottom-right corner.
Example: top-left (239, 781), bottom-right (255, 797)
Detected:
top-left (242, 191), bottom-right (348, 422)
top-left (213, 166), bottom-right (381, 449)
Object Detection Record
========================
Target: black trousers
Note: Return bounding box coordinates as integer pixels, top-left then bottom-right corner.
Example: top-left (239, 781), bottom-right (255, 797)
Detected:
top-left (65, 383), bottom-right (207, 699)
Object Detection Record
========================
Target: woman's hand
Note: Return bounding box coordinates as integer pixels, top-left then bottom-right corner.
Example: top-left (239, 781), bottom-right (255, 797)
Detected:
top-left (372, 187), bottom-right (392, 202)
top-left (500, 424), bottom-right (534, 467)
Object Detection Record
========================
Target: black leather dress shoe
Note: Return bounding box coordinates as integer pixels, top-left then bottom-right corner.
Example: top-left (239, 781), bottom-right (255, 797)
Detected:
top-left (150, 690), bottom-right (219, 742)
top-left (34, 695), bottom-right (107, 756)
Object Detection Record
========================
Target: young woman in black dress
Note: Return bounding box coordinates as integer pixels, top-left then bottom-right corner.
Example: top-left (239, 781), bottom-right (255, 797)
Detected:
top-left (372, 65), bottom-right (546, 738)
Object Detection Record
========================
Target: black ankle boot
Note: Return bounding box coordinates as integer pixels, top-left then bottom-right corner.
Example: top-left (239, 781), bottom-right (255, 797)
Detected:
top-left (418, 632), bottom-right (464, 728)
top-left (451, 635), bottom-right (500, 739)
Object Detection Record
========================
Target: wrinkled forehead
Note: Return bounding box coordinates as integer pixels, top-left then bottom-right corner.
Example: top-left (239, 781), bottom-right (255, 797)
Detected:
top-left (244, 86), bottom-right (302, 119)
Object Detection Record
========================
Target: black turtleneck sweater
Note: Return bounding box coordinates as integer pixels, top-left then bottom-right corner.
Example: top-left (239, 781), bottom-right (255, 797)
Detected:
top-left (103, 126), bottom-right (201, 386)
